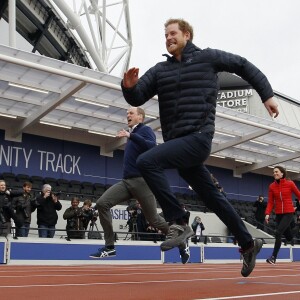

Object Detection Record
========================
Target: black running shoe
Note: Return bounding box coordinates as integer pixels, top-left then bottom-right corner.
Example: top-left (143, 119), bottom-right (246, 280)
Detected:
top-left (161, 224), bottom-right (194, 252)
top-left (89, 247), bottom-right (116, 258)
top-left (266, 256), bottom-right (276, 265)
top-left (240, 239), bottom-right (263, 277)
top-left (179, 241), bottom-right (190, 264)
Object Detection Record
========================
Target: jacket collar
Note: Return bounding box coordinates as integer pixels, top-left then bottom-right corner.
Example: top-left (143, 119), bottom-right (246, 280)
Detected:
top-left (275, 178), bottom-right (287, 184)
top-left (163, 41), bottom-right (202, 62)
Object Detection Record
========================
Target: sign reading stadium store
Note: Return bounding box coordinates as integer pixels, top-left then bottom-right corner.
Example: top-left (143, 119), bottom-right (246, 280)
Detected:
top-left (217, 89), bottom-right (252, 113)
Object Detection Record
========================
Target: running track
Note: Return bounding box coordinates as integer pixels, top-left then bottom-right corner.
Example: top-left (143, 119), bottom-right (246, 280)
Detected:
top-left (1, 262), bottom-right (300, 299)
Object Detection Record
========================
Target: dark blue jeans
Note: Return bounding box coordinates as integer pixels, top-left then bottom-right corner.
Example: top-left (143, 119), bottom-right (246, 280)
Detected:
top-left (16, 223), bottom-right (30, 237)
top-left (137, 131), bottom-right (252, 248)
top-left (38, 224), bottom-right (56, 238)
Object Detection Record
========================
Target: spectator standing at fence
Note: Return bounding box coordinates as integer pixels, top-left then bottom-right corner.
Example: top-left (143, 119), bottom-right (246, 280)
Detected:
top-left (63, 197), bottom-right (85, 239)
top-left (0, 180), bottom-right (22, 237)
top-left (211, 174), bottom-right (227, 198)
top-left (33, 184), bottom-right (62, 238)
top-left (121, 18), bottom-right (279, 277)
top-left (135, 201), bottom-right (149, 240)
top-left (81, 199), bottom-right (94, 232)
top-left (12, 181), bottom-right (36, 237)
top-left (253, 195), bottom-right (266, 230)
top-left (191, 216), bottom-right (205, 242)
top-left (182, 204), bottom-right (190, 225)
top-left (253, 195), bottom-right (267, 230)
top-left (265, 166), bottom-right (300, 264)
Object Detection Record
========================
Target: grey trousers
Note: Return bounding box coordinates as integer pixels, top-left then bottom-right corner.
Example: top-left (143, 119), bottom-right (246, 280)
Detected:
top-left (96, 177), bottom-right (169, 247)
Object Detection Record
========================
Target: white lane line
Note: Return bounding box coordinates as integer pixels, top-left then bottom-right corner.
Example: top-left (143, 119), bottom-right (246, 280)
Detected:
top-left (239, 281), bottom-right (300, 287)
top-left (1, 272), bottom-right (300, 280)
top-left (1, 263), bottom-right (299, 273)
top-left (1, 274), bottom-right (300, 288)
top-left (0, 279), bottom-right (225, 288)
top-left (0, 270), bottom-right (236, 278)
top-left (194, 290), bottom-right (300, 299)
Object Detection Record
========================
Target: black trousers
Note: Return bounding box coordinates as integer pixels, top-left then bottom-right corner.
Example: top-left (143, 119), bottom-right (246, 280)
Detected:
top-left (272, 213), bottom-right (294, 258)
top-left (137, 131), bottom-right (253, 249)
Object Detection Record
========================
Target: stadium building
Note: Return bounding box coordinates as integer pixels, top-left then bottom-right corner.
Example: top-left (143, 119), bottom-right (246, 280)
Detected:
top-left (0, 0), bottom-right (299, 265)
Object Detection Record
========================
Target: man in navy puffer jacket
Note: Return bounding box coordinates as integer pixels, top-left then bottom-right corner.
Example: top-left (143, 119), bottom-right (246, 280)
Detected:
top-left (89, 107), bottom-right (186, 262)
top-left (121, 18), bottom-right (279, 277)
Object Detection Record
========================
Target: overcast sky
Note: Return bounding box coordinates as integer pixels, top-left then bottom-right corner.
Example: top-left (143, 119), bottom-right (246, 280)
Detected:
top-left (127, 0), bottom-right (300, 101)
top-left (1, 1), bottom-right (299, 102)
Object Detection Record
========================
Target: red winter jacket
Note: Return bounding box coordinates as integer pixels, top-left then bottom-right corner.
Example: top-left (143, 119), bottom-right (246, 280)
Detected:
top-left (266, 178), bottom-right (300, 215)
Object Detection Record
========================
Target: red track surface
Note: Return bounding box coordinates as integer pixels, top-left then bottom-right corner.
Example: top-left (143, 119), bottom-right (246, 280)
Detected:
top-left (1, 262), bottom-right (300, 300)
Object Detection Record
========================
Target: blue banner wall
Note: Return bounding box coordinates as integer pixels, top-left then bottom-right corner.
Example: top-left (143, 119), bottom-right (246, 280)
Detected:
top-left (1, 130), bottom-right (298, 200)
top-left (0, 130), bottom-right (118, 184)
top-left (0, 130), bottom-right (187, 190)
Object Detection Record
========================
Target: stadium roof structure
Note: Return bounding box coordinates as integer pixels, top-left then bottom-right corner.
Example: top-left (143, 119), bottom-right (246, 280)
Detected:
top-left (0, 45), bottom-right (299, 180)
top-left (0, 0), bottom-right (132, 76)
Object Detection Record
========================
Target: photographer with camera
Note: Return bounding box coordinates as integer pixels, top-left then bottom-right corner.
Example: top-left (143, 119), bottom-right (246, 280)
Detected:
top-left (191, 216), bottom-right (205, 243)
top-left (12, 181), bottom-right (36, 237)
top-left (125, 201), bottom-right (148, 240)
top-left (126, 203), bottom-right (138, 237)
top-left (33, 184), bottom-right (62, 238)
top-left (0, 180), bottom-right (23, 237)
top-left (63, 197), bottom-right (85, 239)
top-left (80, 199), bottom-right (101, 240)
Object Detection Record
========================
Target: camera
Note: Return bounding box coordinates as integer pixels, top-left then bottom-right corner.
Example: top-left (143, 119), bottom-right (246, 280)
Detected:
top-left (82, 207), bottom-right (98, 221)
top-left (50, 191), bottom-right (61, 197)
top-left (126, 203), bottom-right (138, 217)
top-left (90, 208), bottom-right (99, 220)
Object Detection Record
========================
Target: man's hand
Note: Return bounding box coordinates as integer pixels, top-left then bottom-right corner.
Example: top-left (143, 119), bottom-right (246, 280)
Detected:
top-left (123, 67), bottom-right (139, 88)
top-left (117, 129), bottom-right (130, 138)
top-left (52, 194), bottom-right (58, 203)
top-left (265, 214), bottom-right (270, 224)
top-left (264, 97), bottom-right (279, 118)
top-left (44, 190), bottom-right (51, 198)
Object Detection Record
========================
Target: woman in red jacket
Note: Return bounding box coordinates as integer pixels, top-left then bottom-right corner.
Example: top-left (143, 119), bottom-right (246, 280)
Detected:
top-left (265, 166), bottom-right (300, 264)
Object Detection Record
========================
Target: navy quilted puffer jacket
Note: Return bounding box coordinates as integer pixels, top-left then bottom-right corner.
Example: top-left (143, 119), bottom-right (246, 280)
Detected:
top-left (122, 41), bottom-right (274, 142)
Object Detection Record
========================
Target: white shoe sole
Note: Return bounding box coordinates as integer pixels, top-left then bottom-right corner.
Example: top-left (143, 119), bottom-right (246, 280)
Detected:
top-left (161, 226), bottom-right (194, 252)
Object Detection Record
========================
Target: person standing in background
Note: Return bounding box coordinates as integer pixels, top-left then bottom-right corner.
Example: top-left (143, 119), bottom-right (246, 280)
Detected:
top-left (12, 181), bottom-right (36, 237)
top-left (181, 204), bottom-right (190, 225)
top-left (33, 184), bottom-right (62, 238)
top-left (0, 180), bottom-right (23, 237)
top-left (191, 216), bottom-right (205, 242)
top-left (63, 197), bottom-right (85, 239)
top-left (265, 166), bottom-right (300, 264)
top-left (253, 195), bottom-right (266, 230)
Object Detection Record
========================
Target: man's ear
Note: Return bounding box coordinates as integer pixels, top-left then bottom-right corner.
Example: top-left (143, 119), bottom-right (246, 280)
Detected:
top-left (185, 31), bottom-right (191, 40)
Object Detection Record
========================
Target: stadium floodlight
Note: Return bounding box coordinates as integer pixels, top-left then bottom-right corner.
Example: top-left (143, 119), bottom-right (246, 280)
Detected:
top-left (249, 140), bottom-right (269, 146)
top-left (40, 121), bottom-right (71, 129)
top-left (9, 82), bottom-right (49, 94)
top-left (210, 154), bottom-right (226, 159)
top-left (235, 159), bottom-right (253, 164)
top-left (75, 98), bottom-right (109, 108)
top-left (215, 131), bottom-right (236, 138)
top-left (88, 130), bottom-right (115, 137)
top-left (278, 147), bottom-right (295, 153)
top-left (0, 113), bottom-right (17, 119)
